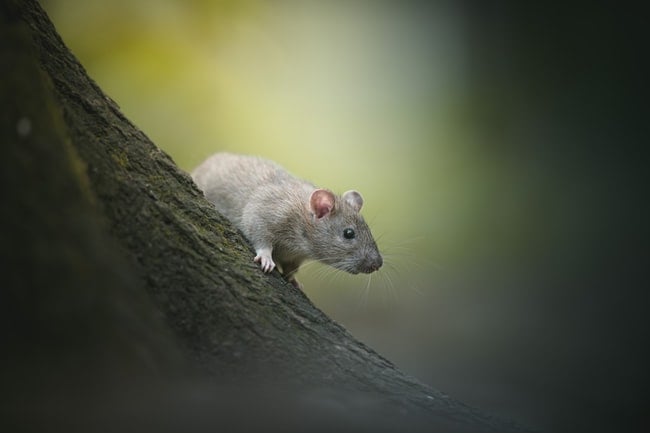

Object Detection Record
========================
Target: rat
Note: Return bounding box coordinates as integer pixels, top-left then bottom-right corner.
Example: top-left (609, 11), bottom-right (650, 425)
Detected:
top-left (191, 152), bottom-right (383, 288)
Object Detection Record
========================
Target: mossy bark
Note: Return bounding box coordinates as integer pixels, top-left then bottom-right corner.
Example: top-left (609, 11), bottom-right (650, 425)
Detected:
top-left (1, 1), bottom-right (528, 432)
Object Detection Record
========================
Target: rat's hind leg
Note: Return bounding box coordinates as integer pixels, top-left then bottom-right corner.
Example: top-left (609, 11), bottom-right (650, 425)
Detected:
top-left (280, 260), bottom-right (302, 289)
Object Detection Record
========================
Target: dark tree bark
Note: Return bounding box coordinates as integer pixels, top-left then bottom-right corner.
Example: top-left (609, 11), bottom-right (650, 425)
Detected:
top-left (1, 1), bottom-right (529, 432)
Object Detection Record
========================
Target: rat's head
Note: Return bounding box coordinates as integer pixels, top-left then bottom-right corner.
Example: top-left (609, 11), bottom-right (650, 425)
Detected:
top-left (308, 189), bottom-right (383, 274)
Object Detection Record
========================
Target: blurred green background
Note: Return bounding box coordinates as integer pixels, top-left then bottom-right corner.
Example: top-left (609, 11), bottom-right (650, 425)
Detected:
top-left (41, 1), bottom-right (645, 431)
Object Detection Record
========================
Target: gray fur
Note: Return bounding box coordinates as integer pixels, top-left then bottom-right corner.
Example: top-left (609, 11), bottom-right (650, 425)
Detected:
top-left (191, 153), bottom-right (382, 286)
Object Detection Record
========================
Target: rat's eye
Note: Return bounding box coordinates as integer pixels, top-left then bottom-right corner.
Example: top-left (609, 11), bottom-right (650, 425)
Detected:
top-left (343, 228), bottom-right (356, 239)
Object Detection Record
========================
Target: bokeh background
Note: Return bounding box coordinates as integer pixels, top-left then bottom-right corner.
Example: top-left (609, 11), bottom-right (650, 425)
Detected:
top-left (41, 1), bottom-right (645, 432)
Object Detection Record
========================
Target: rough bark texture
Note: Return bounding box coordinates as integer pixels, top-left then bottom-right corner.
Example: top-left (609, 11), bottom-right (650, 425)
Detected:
top-left (1, 1), bottom-right (529, 432)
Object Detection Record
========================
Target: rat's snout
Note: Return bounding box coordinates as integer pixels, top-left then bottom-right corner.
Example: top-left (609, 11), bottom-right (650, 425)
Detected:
top-left (360, 252), bottom-right (383, 274)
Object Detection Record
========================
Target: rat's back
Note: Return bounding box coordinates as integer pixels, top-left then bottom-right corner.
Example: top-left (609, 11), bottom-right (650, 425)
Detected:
top-left (191, 152), bottom-right (298, 225)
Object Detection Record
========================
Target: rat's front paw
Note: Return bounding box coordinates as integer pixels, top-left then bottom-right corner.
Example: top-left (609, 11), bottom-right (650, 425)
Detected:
top-left (254, 248), bottom-right (275, 273)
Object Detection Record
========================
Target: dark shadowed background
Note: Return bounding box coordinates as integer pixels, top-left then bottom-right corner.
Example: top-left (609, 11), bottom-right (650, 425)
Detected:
top-left (39, 1), bottom-right (646, 431)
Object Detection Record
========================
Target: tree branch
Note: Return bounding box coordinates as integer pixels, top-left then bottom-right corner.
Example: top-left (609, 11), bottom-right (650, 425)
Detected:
top-left (1, 1), bottom-right (530, 431)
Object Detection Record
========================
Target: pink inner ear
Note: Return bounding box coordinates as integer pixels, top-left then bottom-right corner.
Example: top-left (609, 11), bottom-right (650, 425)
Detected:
top-left (310, 189), bottom-right (335, 219)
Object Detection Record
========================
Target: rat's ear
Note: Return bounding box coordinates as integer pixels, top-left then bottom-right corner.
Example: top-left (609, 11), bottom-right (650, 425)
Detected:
top-left (310, 189), bottom-right (335, 219)
top-left (342, 190), bottom-right (363, 213)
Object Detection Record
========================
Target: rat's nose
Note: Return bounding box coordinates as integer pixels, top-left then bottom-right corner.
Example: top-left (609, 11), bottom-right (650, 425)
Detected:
top-left (366, 254), bottom-right (383, 273)
top-left (372, 255), bottom-right (383, 271)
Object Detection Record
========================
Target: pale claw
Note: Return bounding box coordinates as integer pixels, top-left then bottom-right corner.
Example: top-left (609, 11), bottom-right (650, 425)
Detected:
top-left (254, 250), bottom-right (275, 273)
